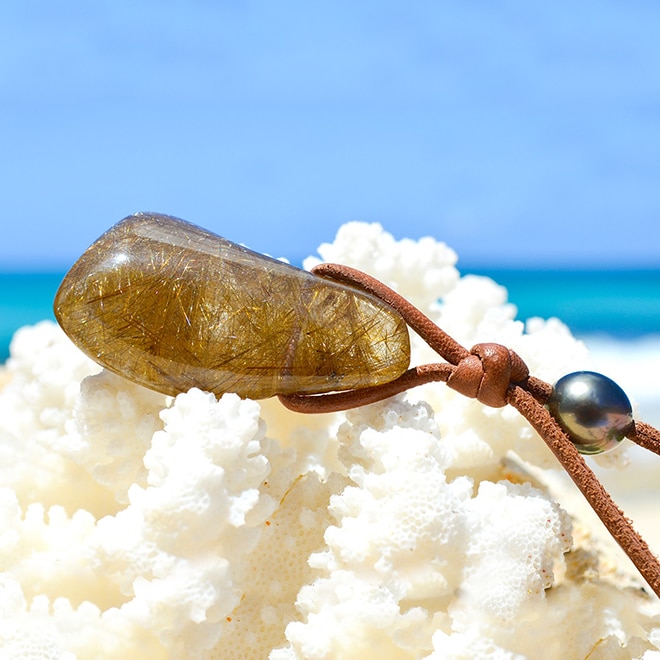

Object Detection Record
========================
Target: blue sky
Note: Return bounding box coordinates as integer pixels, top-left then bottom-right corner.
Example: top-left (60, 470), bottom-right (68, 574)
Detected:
top-left (2, 1), bottom-right (660, 270)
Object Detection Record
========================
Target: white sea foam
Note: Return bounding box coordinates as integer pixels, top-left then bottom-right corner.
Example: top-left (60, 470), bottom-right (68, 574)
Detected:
top-left (580, 333), bottom-right (660, 427)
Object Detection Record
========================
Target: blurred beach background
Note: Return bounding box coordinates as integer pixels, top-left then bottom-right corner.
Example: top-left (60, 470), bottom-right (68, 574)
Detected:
top-left (1, 2), bottom-right (659, 422)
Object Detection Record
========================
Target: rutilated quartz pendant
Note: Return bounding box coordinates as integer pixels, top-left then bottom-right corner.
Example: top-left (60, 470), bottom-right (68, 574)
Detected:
top-left (54, 213), bottom-right (411, 399)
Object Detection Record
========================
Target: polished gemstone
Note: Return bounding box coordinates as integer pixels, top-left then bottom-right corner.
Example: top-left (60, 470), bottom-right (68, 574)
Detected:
top-left (54, 213), bottom-right (411, 399)
top-left (547, 371), bottom-right (633, 454)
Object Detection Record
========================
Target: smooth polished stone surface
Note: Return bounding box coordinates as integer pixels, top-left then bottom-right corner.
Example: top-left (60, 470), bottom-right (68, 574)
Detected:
top-left (54, 213), bottom-right (411, 399)
top-left (547, 371), bottom-right (633, 454)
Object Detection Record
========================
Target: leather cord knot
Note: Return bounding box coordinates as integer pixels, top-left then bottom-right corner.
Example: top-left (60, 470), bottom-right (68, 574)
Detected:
top-left (447, 342), bottom-right (529, 407)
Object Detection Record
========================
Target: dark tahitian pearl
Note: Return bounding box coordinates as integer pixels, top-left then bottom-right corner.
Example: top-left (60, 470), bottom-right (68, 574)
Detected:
top-left (547, 371), bottom-right (634, 455)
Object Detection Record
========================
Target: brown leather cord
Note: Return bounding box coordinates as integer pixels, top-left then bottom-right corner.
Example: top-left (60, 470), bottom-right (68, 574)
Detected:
top-left (281, 363), bottom-right (453, 414)
top-left (309, 263), bottom-right (470, 365)
top-left (507, 386), bottom-right (660, 597)
top-left (627, 421), bottom-right (660, 455)
top-left (279, 263), bottom-right (660, 598)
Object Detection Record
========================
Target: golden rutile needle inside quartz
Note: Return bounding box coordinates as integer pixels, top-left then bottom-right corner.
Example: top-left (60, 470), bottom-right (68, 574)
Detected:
top-left (54, 213), bottom-right (411, 399)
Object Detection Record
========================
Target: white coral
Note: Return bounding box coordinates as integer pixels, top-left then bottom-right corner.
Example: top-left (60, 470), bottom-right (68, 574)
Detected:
top-left (0, 222), bottom-right (659, 659)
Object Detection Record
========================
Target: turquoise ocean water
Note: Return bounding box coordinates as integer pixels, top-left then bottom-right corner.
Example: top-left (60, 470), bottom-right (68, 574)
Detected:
top-left (1, 269), bottom-right (660, 364)
top-left (1, 272), bottom-right (62, 362)
top-left (471, 268), bottom-right (660, 339)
